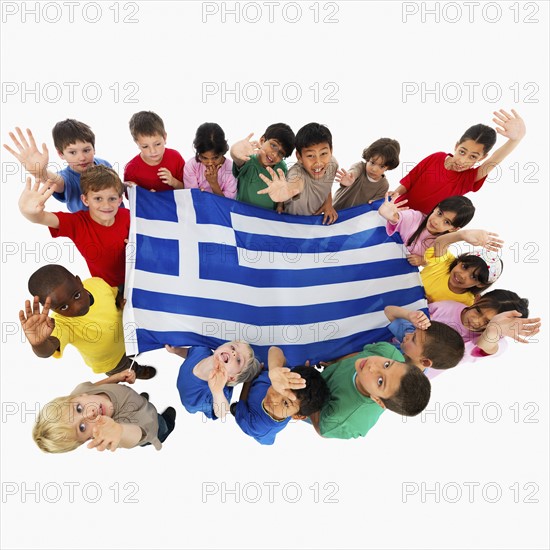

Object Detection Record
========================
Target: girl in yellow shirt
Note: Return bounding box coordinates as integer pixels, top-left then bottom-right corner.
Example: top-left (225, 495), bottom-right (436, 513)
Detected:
top-left (421, 229), bottom-right (503, 305)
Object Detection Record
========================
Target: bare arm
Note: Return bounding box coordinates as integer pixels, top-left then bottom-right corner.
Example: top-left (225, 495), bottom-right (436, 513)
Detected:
top-left (94, 370), bottom-right (137, 386)
top-left (475, 109), bottom-right (526, 182)
top-left (391, 184), bottom-right (407, 195)
top-left (309, 411), bottom-right (324, 437)
top-left (432, 229), bottom-right (503, 258)
top-left (384, 306), bottom-right (431, 329)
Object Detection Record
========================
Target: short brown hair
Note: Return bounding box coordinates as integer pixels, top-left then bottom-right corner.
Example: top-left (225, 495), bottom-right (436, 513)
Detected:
top-left (80, 165), bottom-right (124, 196)
top-left (52, 119), bottom-right (95, 152)
top-left (362, 138), bottom-right (400, 170)
top-left (381, 363), bottom-right (431, 416)
top-left (422, 321), bottom-right (465, 370)
top-left (129, 111), bottom-right (166, 140)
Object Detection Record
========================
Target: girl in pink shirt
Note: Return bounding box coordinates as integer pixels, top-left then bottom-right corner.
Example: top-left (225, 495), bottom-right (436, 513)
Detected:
top-left (428, 289), bottom-right (540, 357)
top-left (379, 193), bottom-right (475, 266)
top-left (184, 122), bottom-right (237, 198)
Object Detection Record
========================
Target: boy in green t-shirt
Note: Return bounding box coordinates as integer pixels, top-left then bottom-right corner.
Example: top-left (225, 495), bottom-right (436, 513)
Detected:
top-left (230, 123), bottom-right (295, 210)
top-left (310, 342), bottom-right (431, 440)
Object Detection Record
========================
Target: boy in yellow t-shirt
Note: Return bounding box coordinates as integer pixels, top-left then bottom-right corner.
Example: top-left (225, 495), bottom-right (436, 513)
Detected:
top-left (19, 264), bottom-right (155, 379)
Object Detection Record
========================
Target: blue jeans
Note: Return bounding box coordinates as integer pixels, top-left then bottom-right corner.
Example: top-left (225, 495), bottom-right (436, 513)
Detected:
top-left (140, 414), bottom-right (173, 447)
top-left (157, 413), bottom-right (171, 443)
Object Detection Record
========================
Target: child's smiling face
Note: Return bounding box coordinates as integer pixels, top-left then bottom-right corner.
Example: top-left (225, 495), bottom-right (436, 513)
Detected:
top-left (426, 207), bottom-right (458, 235)
top-left (257, 138), bottom-right (286, 168)
top-left (213, 341), bottom-right (252, 382)
top-left (447, 139), bottom-right (487, 171)
top-left (448, 263), bottom-right (485, 292)
top-left (81, 187), bottom-right (122, 226)
top-left (296, 142), bottom-right (332, 179)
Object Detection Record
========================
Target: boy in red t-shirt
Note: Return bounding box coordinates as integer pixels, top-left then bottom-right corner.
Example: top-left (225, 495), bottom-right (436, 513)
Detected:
top-left (124, 111), bottom-right (185, 192)
top-left (18, 165), bottom-right (129, 288)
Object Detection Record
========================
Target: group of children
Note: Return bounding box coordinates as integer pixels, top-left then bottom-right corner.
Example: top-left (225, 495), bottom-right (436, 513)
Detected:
top-left (4, 108), bottom-right (541, 453)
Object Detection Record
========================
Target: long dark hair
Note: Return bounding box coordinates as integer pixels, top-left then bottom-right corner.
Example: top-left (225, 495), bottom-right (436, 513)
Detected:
top-left (458, 123), bottom-right (497, 155)
top-left (448, 253), bottom-right (503, 295)
top-left (407, 195), bottom-right (475, 249)
top-left (464, 289), bottom-right (529, 318)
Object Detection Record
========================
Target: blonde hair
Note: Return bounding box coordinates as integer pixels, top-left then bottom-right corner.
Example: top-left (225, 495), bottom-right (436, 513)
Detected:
top-left (229, 341), bottom-right (262, 386)
top-left (32, 396), bottom-right (82, 454)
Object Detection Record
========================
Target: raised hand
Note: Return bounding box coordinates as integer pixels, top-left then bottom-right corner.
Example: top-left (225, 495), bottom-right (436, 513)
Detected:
top-left (335, 168), bottom-right (355, 187)
top-left (258, 167), bottom-right (299, 202)
top-left (208, 363), bottom-right (229, 393)
top-left (19, 296), bottom-right (55, 346)
top-left (87, 416), bottom-right (122, 452)
top-left (268, 366), bottom-right (306, 402)
top-left (378, 192), bottom-right (409, 223)
top-left (489, 311), bottom-right (541, 343)
top-left (408, 310), bottom-right (431, 330)
top-left (18, 177), bottom-right (55, 216)
top-left (462, 230), bottom-right (504, 252)
top-left (230, 133), bottom-right (260, 163)
top-left (493, 109), bottom-right (526, 141)
top-left (4, 127), bottom-right (49, 181)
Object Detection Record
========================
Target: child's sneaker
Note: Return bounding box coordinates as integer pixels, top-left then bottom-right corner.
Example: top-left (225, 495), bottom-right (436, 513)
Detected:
top-left (133, 364), bottom-right (157, 380)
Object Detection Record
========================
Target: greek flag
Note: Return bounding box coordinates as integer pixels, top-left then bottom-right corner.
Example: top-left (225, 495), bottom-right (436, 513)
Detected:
top-left (124, 187), bottom-right (427, 364)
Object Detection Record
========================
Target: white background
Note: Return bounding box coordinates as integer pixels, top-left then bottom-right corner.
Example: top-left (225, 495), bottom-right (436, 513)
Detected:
top-left (1, 1), bottom-right (548, 549)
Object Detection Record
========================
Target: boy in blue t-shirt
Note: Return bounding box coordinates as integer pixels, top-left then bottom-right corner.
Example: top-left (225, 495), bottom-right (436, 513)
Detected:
top-left (231, 346), bottom-right (330, 445)
top-left (384, 305), bottom-right (465, 375)
top-left (168, 341), bottom-right (262, 420)
top-left (4, 119), bottom-right (112, 212)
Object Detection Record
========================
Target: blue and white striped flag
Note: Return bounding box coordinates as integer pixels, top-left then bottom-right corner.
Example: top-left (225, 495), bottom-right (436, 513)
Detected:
top-left (124, 187), bottom-right (427, 364)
